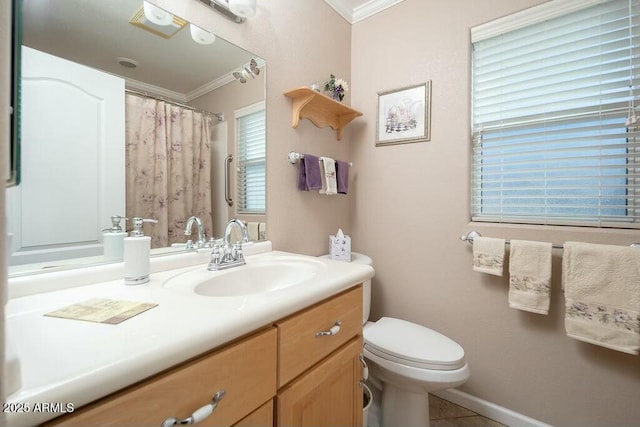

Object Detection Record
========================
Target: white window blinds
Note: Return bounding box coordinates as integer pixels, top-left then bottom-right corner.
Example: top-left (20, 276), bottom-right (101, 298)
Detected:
top-left (471, 0), bottom-right (640, 228)
top-left (235, 102), bottom-right (266, 214)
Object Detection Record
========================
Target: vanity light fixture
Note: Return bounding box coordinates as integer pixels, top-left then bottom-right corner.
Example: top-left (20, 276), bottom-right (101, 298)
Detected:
top-left (228, 0), bottom-right (257, 18)
top-left (130, 4), bottom-right (187, 39)
top-left (190, 23), bottom-right (216, 45)
top-left (143, 1), bottom-right (174, 26)
top-left (198, 0), bottom-right (253, 24)
top-left (232, 58), bottom-right (260, 83)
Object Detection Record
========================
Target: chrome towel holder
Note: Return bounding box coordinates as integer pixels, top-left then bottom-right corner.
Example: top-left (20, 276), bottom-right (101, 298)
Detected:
top-left (288, 151), bottom-right (353, 166)
top-left (459, 231), bottom-right (640, 249)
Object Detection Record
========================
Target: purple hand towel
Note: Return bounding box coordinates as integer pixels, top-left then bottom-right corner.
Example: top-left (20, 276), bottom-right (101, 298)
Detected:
top-left (297, 157), bottom-right (308, 190)
top-left (336, 160), bottom-right (349, 194)
top-left (297, 154), bottom-right (322, 191)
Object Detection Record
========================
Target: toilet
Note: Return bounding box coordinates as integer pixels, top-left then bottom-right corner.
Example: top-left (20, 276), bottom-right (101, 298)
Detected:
top-left (323, 253), bottom-right (470, 427)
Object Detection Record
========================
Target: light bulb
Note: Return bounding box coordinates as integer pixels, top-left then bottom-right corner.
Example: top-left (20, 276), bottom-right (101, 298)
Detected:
top-left (143, 1), bottom-right (174, 26)
top-left (190, 24), bottom-right (216, 45)
top-left (228, 0), bottom-right (257, 18)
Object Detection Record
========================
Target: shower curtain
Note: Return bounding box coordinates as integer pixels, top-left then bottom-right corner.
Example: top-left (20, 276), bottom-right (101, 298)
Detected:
top-left (125, 93), bottom-right (213, 248)
top-left (210, 120), bottom-right (228, 238)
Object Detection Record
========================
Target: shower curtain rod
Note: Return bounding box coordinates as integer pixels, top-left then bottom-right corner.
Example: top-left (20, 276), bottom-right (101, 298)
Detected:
top-left (125, 88), bottom-right (224, 121)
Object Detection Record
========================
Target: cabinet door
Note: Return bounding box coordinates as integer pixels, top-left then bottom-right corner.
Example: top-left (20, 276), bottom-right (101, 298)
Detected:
top-left (233, 399), bottom-right (273, 427)
top-left (277, 336), bottom-right (363, 427)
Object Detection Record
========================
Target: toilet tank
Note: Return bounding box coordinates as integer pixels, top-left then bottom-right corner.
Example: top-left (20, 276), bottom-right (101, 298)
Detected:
top-left (320, 253), bottom-right (373, 325)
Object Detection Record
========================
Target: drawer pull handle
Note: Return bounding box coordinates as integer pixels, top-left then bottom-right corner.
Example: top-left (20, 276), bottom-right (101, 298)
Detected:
top-left (316, 320), bottom-right (342, 337)
top-left (161, 389), bottom-right (226, 426)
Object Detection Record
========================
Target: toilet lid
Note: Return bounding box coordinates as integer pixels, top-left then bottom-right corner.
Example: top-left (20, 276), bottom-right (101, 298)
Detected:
top-left (364, 317), bottom-right (465, 371)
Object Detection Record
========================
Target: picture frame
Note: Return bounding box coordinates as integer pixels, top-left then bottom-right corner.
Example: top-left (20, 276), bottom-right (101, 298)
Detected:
top-left (376, 81), bottom-right (431, 146)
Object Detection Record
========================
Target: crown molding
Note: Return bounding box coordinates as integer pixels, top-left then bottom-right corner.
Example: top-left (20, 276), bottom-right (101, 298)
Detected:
top-left (124, 77), bottom-right (189, 103)
top-left (324, 0), bottom-right (355, 23)
top-left (352, 0), bottom-right (405, 23)
top-left (123, 58), bottom-right (266, 103)
top-left (186, 58), bottom-right (266, 102)
top-left (324, 0), bottom-right (406, 24)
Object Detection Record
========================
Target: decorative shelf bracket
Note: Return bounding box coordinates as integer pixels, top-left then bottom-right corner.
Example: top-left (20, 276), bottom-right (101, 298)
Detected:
top-left (284, 87), bottom-right (363, 141)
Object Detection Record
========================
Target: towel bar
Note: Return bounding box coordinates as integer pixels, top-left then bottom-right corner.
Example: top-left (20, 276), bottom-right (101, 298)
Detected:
top-left (288, 151), bottom-right (353, 166)
top-left (459, 231), bottom-right (640, 249)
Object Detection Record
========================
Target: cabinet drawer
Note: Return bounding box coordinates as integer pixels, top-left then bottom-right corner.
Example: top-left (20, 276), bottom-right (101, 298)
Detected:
top-left (46, 327), bottom-right (277, 427)
top-left (277, 286), bottom-right (362, 387)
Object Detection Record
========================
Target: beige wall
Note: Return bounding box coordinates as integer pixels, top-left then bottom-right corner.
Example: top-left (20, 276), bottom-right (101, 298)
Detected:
top-left (351, 0), bottom-right (640, 426)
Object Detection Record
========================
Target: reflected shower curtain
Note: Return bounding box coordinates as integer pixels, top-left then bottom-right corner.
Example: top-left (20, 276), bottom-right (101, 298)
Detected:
top-left (125, 93), bottom-right (213, 248)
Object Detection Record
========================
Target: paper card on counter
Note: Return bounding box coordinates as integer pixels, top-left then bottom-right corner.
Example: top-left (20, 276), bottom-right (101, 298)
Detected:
top-left (45, 298), bottom-right (157, 325)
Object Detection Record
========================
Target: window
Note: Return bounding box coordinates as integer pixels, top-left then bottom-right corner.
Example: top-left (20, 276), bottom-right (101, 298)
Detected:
top-left (235, 102), bottom-right (266, 214)
top-left (471, 0), bottom-right (640, 228)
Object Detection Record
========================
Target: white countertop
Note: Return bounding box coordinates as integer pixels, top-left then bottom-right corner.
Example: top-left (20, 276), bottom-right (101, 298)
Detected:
top-left (5, 246), bottom-right (374, 426)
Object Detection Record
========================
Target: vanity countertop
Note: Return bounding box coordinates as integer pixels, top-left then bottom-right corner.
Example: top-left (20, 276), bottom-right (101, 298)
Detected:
top-left (5, 246), bottom-right (374, 427)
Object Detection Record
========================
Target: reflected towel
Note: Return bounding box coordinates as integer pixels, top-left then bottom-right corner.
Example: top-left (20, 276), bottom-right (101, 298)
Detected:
top-left (563, 242), bottom-right (640, 355)
top-left (258, 222), bottom-right (267, 240)
top-left (336, 160), bottom-right (349, 194)
top-left (247, 222), bottom-right (259, 241)
top-left (297, 154), bottom-right (322, 191)
top-left (319, 157), bottom-right (337, 195)
top-left (508, 240), bottom-right (552, 315)
top-left (472, 237), bottom-right (505, 276)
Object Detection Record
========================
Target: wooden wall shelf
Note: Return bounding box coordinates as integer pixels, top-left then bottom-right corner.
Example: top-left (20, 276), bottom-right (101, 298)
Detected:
top-left (284, 87), bottom-right (362, 141)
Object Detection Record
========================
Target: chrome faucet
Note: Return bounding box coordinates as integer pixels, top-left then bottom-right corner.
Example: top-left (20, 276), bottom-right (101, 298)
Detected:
top-left (184, 216), bottom-right (206, 249)
top-left (208, 219), bottom-right (250, 271)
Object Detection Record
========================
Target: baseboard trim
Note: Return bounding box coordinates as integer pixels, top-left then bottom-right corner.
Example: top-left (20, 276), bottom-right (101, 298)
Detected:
top-left (432, 389), bottom-right (553, 427)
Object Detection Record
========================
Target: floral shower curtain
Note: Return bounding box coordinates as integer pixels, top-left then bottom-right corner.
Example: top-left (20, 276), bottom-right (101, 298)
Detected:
top-left (125, 93), bottom-right (213, 248)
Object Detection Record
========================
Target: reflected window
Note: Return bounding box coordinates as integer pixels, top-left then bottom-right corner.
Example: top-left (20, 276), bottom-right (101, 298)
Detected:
top-left (235, 101), bottom-right (266, 214)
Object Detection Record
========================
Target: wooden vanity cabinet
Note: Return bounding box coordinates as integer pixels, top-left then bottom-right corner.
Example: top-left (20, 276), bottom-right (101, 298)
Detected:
top-left (45, 327), bottom-right (277, 427)
top-left (276, 285), bottom-right (364, 427)
top-left (44, 285), bottom-right (364, 427)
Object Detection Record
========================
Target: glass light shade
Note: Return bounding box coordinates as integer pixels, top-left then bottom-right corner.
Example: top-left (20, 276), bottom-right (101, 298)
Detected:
top-left (190, 24), bottom-right (216, 45)
top-left (228, 0), bottom-right (257, 18)
top-left (142, 1), bottom-right (174, 26)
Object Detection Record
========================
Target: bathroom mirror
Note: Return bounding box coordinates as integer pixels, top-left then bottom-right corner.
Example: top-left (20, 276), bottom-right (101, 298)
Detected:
top-left (7, 0), bottom-right (266, 276)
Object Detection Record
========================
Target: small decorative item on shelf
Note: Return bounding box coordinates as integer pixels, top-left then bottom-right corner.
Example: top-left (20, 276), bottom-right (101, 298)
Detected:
top-left (324, 74), bottom-right (349, 102)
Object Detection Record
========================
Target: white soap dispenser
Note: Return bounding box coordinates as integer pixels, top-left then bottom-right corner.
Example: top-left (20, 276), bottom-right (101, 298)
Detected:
top-left (103, 215), bottom-right (127, 262)
top-left (123, 217), bottom-right (157, 285)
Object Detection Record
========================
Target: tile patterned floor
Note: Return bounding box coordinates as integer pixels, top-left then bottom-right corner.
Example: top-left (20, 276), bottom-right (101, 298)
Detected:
top-left (429, 395), bottom-right (508, 427)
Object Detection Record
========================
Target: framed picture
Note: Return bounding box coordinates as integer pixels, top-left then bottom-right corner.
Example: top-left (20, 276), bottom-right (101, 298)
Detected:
top-left (376, 81), bottom-right (431, 146)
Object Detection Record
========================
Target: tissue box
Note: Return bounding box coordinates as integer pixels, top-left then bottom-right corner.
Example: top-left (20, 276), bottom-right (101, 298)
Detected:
top-left (330, 232), bottom-right (351, 262)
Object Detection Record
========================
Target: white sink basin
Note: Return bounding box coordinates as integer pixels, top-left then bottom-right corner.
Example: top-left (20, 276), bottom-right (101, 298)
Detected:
top-left (162, 255), bottom-right (326, 297)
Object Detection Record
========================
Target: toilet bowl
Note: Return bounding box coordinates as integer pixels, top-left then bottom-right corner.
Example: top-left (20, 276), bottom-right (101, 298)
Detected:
top-left (321, 253), bottom-right (470, 427)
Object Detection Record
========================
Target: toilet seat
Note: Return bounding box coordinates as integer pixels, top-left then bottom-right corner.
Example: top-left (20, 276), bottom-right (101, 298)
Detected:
top-left (364, 317), bottom-right (465, 371)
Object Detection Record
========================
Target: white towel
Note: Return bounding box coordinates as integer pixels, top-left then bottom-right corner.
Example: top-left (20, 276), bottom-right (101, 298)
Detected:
top-left (472, 237), bottom-right (505, 276)
top-left (508, 240), bottom-right (552, 314)
top-left (247, 222), bottom-right (259, 241)
top-left (563, 241), bottom-right (640, 355)
top-left (319, 157), bottom-right (337, 195)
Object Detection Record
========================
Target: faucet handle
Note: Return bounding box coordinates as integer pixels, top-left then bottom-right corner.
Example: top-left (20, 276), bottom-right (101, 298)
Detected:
top-left (211, 243), bottom-right (221, 254)
top-left (233, 242), bottom-right (244, 260)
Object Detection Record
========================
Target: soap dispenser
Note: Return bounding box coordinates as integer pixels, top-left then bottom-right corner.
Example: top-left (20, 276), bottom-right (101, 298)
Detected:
top-left (103, 215), bottom-right (127, 262)
top-left (123, 217), bottom-right (158, 285)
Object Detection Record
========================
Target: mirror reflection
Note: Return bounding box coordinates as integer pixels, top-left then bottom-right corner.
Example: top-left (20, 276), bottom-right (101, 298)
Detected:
top-left (7, 0), bottom-right (266, 276)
